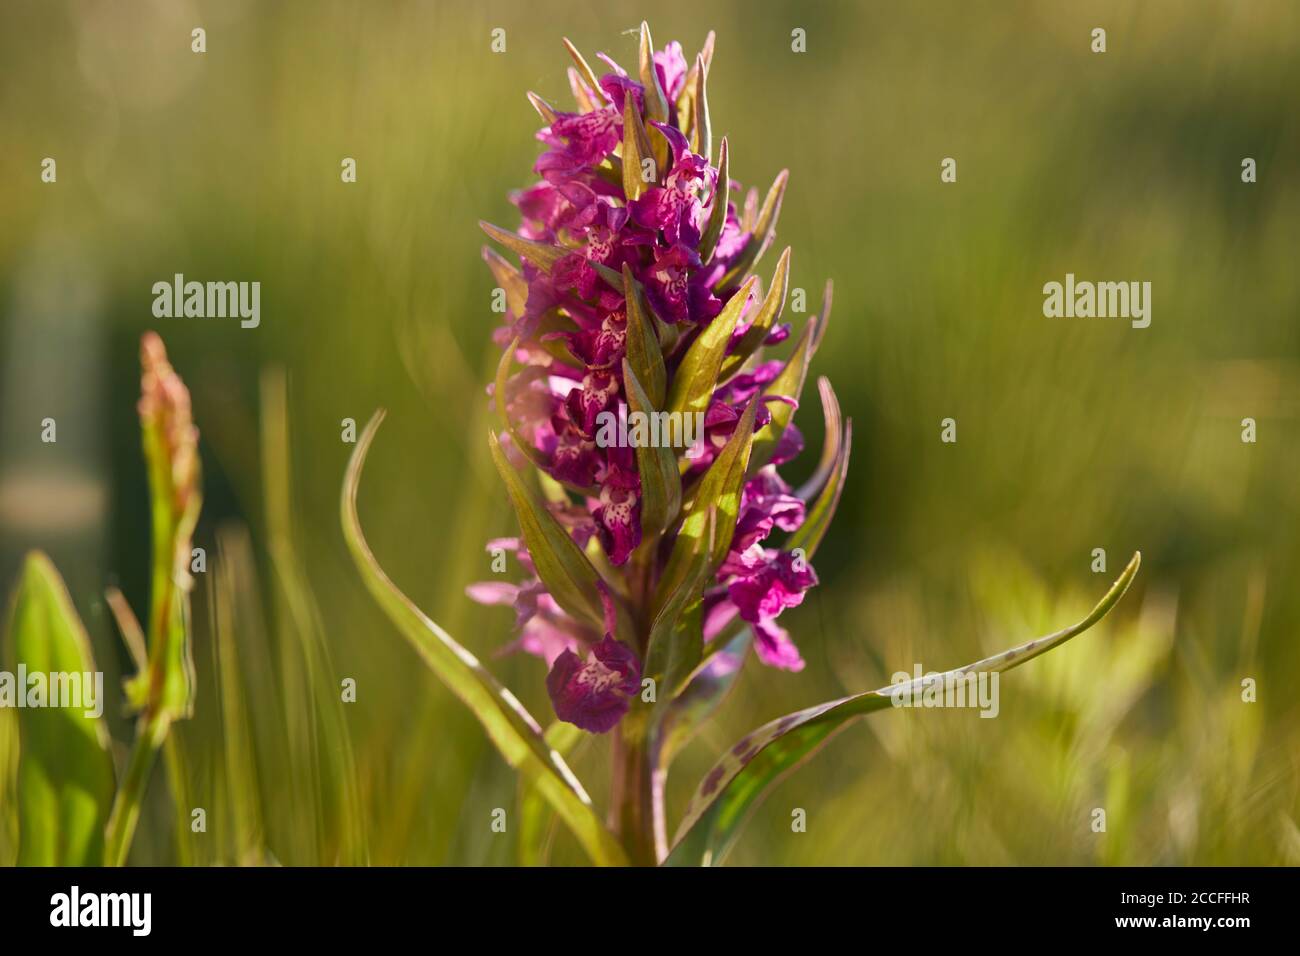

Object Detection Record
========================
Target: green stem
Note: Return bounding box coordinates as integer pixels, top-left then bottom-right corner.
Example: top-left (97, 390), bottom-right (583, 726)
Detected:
top-left (163, 735), bottom-right (193, 865)
top-left (104, 713), bottom-right (170, 867)
top-left (611, 719), bottom-right (661, 865)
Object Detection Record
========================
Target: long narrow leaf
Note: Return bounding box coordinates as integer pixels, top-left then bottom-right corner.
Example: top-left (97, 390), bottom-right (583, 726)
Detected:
top-left (666, 275), bottom-right (758, 420)
top-left (655, 398), bottom-right (759, 618)
top-left (623, 360), bottom-right (680, 537)
top-left (488, 430), bottom-right (606, 631)
top-left (675, 31), bottom-right (715, 132)
top-left (482, 246), bottom-right (529, 316)
top-left (622, 264), bottom-right (667, 408)
top-left (787, 411), bottom-right (852, 559)
top-left (621, 94), bottom-right (655, 202)
top-left (480, 221), bottom-right (568, 275)
top-left (719, 169), bottom-right (789, 290)
top-left (689, 54), bottom-right (712, 163)
top-left (651, 629), bottom-right (752, 773)
top-left (518, 721), bottom-right (584, 866)
top-left (748, 282), bottom-right (832, 474)
top-left (342, 410), bottom-right (627, 866)
top-left (666, 553), bottom-right (1142, 866)
top-left (794, 377), bottom-right (843, 503)
top-left (719, 246), bottom-right (792, 381)
top-left (562, 37), bottom-right (604, 106)
top-left (699, 138), bottom-right (729, 264)
top-left (638, 21), bottom-right (670, 125)
top-left (644, 511), bottom-right (717, 697)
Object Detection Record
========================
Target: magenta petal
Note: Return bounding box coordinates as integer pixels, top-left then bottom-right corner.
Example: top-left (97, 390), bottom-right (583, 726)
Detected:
top-left (752, 618), bottom-right (805, 672)
top-left (654, 42), bottom-right (689, 101)
top-left (727, 549), bottom-right (818, 623)
top-left (769, 422), bottom-right (804, 466)
top-left (702, 595), bottom-right (740, 641)
top-left (465, 581), bottom-right (519, 606)
top-left (593, 465), bottom-right (641, 565)
top-left (519, 617), bottom-right (581, 668)
top-left (546, 635), bottom-right (641, 733)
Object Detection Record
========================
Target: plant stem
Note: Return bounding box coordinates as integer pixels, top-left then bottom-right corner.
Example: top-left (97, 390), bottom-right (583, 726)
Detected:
top-left (103, 713), bottom-right (170, 867)
top-left (611, 719), bottom-right (661, 865)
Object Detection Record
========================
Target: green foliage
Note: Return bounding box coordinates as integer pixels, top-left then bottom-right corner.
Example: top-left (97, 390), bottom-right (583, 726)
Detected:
top-left (667, 554), bottom-right (1141, 866)
top-left (666, 276), bottom-right (757, 420)
top-left (343, 411), bottom-right (628, 866)
top-left (4, 553), bottom-right (115, 866)
top-left (487, 430), bottom-right (610, 634)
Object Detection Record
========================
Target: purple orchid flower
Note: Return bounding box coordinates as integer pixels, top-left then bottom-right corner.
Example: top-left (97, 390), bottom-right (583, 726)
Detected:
top-left (472, 28), bottom-right (845, 739)
top-left (547, 634), bottom-right (642, 733)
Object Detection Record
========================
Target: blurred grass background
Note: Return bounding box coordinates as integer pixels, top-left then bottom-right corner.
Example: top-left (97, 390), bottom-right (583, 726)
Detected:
top-left (1, 0), bottom-right (1298, 865)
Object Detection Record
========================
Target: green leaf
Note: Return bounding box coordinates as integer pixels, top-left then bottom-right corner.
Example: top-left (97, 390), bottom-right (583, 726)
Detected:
top-left (665, 553), bottom-right (1143, 866)
top-left (786, 382), bottom-right (851, 559)
top-left (719, 169), bottom-right (789, 290)
top-left (562, 37), bottom-right (604, 107)
top-left (638, 21), bottom-right (670, 126)
top-left (794, 377), bottom-right (843, 503)
top-left (487, 429), bottom-right (607, 632)
top-left (529, 309), bottom-right (587, 367)
top-left (341, 411), bottom-right (627, 867)
top-left (622, 264), bottom-right (667, 409)
top-left (482, 246), bottom-right (529, 316)
top-left (479, 220), bottom-right (567, 275)
top-left (622, 360), bottom-right (680, 538)
top-left (718, 246), bottom-right (792, 381)
top-left (644, 510), bottom-right (717, 697)
top-left (518, 721), bottom-right (584, 866)
top-left (621, 93), bottom-right (656, 202)
top-left (4, 552), bottom-right (115, 866)
top-left (591, 260), bottom-right (624, 292)
top-left (651, 629), bottom-right (752, 772)
top-left (665, 275), bottom-right (759, 420)
top-left (654, 398), bottom-right (759, 620)
top-left (567, 66), bottom-right (599, 113)
top-left (699, 138), bottom-right (729, 265)
top-left (689, 54), bottom-right (712, 164)
top-left (696, 381), bottom-right (850, 681)
top-left (637, 21), bottom-right (672, 173)
top-left (748, 282), bottom-right (832, 474)
top-left (645, 598), bottom-right (704, 706)
top-left (675, 31), bottom-right (715, 133)
top-left (526, 91), bottom-right (558, 126)
top-left (211, 528), bottom-right (266, 865)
